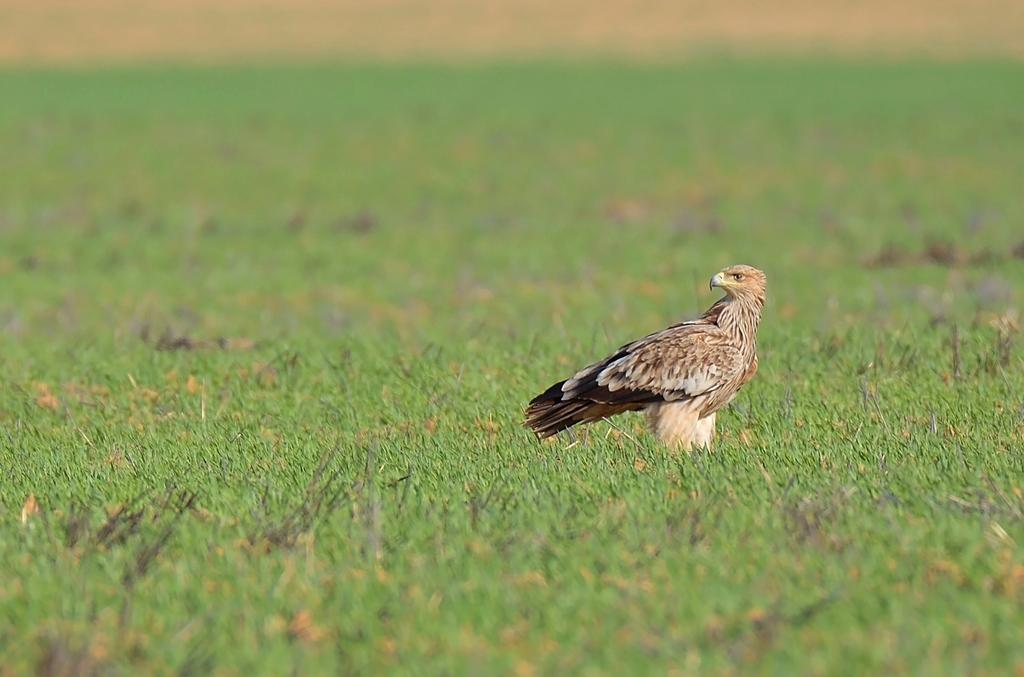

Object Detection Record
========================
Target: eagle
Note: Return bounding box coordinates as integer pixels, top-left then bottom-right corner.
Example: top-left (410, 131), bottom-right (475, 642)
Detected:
top-left (525, 265), bottom-right (766, 449)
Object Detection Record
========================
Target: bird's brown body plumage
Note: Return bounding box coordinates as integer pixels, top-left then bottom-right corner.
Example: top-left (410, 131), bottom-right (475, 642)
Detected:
top-left (525, 265), bottom-right (766, 449)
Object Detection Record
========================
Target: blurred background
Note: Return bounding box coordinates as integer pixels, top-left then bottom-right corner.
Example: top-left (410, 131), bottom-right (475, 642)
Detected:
top-left (3, 0), bottom-right (1022, 345)
top-left (4, 0), bottom-right (1023, 63)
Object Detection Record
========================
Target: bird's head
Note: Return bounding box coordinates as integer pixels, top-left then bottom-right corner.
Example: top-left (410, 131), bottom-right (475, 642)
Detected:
top-left (710, 264), bottom-right (767, 303)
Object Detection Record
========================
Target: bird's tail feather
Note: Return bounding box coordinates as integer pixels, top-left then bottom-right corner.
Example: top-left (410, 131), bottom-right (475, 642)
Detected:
top-left (525, 382), bottom-right (643, 438)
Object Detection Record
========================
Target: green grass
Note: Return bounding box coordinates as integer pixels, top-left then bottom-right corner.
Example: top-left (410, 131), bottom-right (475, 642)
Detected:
top-left (1, 60), bottom-right (1023, 674)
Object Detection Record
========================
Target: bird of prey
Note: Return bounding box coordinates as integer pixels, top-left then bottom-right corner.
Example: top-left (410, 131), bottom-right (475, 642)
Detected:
top-left (525, 265), bottom-right (766, 449)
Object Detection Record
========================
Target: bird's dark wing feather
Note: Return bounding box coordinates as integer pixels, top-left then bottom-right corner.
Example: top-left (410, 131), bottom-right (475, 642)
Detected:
top-left (525, 318), bottom-right (744, 437)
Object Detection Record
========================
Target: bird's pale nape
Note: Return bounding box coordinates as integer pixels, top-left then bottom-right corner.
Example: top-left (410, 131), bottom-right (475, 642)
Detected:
top-left (525, 264), bottom-right (766, 450)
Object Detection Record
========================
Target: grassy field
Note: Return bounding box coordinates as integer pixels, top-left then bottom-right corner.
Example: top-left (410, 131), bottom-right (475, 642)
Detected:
top-left (1, 61), bottom-right (1024, 673)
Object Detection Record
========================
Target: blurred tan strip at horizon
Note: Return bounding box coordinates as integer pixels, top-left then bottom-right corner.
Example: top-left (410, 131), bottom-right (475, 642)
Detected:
top-left (2, 0), bottom-right (1023, 64)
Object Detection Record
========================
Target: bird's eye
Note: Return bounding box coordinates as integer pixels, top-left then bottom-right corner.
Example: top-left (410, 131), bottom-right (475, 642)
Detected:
top-left (732, 273), bottom-right (743, 281)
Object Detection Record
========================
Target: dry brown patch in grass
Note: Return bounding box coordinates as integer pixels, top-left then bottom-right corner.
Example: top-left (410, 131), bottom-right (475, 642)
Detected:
top-left (2, 0), bottom-right (1023, 64)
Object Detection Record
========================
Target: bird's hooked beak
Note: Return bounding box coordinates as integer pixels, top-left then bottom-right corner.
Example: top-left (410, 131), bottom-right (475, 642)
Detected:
top-left (709, 272), bottom-right (725, 291)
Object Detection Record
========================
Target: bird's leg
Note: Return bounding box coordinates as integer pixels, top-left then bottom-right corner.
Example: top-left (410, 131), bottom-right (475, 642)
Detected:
top-left (692, 413), bottom-right (717, 449)
top-left (646, 401), bottom-right (702, 450)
